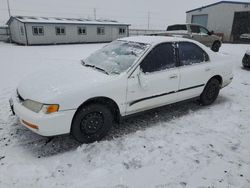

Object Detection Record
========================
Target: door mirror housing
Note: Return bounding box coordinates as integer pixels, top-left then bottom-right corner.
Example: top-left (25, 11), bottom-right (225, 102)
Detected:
top-left (135, 67), bottom-right (148, 88)
top-left (209, 30), bottom-right (214, 35)
top-left (137, 68), bottom-right (143, 86)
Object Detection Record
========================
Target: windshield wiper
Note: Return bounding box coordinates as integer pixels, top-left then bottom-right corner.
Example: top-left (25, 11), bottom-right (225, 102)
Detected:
top-left (81, 60), bottom-right (109, 75)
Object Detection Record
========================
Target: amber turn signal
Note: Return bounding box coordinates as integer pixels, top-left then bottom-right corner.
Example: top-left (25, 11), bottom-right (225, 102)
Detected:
top-left (45, 104), bottom-right (59, 114)
top-left (22, 120), bottom-right (39, 130)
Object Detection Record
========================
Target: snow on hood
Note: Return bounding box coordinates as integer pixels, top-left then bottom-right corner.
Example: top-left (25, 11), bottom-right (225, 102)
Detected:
top-left (17, 62), bottom-right (109, 104)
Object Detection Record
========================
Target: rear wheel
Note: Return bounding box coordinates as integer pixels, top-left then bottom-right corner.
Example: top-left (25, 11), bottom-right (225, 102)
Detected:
top-left (71, 104), bottom-right (113, 143)
top-left (211, 41), bottom-right (221, 52)
top-left (200, 78), bottom-right (220, 106)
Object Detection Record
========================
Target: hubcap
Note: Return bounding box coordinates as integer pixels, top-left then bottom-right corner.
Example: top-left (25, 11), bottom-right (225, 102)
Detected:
top-left (80, 112), bottom-right (104, 135)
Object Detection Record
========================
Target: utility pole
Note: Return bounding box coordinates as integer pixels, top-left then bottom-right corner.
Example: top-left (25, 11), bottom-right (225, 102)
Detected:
top-left (147, 11), bottom-right (150, 30)
top-left (7, 0), bottom-right (11, 18)
top-left (93, 8), bottom-right (96, 20)
top-left (6, 0), bottom-right (12, 43)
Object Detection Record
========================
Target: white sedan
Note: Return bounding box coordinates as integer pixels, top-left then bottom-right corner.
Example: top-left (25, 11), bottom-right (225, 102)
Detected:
top-left (10, 36), bottom-right (233, 143)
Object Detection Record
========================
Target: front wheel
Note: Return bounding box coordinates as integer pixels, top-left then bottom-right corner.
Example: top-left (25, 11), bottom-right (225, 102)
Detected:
top-left (200, 79), bottom-right (220, 106)
top-left (71, 104), bottom-right (113, 143)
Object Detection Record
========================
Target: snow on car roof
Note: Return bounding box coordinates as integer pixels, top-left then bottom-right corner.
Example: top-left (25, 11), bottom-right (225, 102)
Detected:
top-left (9, 16), bottom-right (130, 26)
top-left (120, 36), bottom-right (194, 45)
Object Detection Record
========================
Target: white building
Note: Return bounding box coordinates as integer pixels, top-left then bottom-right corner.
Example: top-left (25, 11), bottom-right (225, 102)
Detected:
top-left (186, 1), bottom-right (250, 42)
top-left (7, 16), bottom-right (130, 45)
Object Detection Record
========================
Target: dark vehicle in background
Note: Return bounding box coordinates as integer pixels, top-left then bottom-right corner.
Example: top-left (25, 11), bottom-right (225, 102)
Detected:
top-left (240, 33), bottom-right (250, 42)
top-left (149, 24), bottom-right (222, 52)
top-left (242, 51), bottom-right (250, 68)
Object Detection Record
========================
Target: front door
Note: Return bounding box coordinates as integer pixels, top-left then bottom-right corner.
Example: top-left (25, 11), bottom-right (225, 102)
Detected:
top-left (199, 26), bottom-right (214, 47)
top-left (126, 43), bottom-right (180, 115)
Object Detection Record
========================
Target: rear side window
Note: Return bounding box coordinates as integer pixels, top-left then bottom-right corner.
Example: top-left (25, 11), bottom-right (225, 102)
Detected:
top-left (190, 25), bottom-right (200, 33)
top-left (167, 25), bottom-right (187, 31)
top-left (178, 42), bottom-right (209, 66)
top-left (140, 43), bottom-right (176, 73)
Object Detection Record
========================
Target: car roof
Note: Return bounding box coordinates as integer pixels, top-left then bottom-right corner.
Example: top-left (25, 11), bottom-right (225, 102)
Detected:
top-left (168, 23), bottom-right (205, 27)
top-left (119, 36), bottom-right (195, 45)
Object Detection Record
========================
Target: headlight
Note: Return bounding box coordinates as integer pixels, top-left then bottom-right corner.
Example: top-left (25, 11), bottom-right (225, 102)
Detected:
top-left (22, 100), bottom-right (59, 114)
top-left (22, 100), bottom-right (43, 113)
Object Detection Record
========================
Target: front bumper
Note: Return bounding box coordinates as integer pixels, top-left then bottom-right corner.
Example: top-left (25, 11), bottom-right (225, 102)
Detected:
top-left (9, 93), bottom-right (76, 137)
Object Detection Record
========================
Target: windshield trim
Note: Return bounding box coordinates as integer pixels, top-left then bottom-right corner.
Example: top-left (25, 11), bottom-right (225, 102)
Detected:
top-left (81, 60), bottom-right (110, 75)
top-left (126, 43), bottom-right (152, 77)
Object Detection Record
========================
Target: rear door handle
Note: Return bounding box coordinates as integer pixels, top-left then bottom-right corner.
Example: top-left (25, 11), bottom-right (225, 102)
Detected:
top-left (169, 74), bottom-right (178, 79)
top-left (205, 68), bottom-right (211, 72)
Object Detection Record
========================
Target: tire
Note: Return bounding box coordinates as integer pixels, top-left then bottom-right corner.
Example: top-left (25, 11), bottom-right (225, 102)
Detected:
top-left (211, 41), bottom-right (221, 52)
top-left (71, 104), bottom-right (113, 143)
top-left (242, 54), bottom-right (250, 68)
top-left (200, 78), bottom-right (220, 106)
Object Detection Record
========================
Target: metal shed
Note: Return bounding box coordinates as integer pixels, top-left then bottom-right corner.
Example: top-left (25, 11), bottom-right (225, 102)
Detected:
top-left (7, 16), bottom-right (130, 45)
top-left (0, 25), bottom-right (9, 42)
top-left (186, 1), bottom-right (250, 42)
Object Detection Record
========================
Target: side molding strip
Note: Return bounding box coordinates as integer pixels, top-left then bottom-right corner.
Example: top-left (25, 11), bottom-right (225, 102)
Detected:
top-left (129, 84), bottom-right (205, 106)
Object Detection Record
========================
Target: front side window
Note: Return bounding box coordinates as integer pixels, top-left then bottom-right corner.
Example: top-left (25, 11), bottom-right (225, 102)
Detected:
top-left (32, 26), bottom-right (44, 36)
top-left (140, 43), bottom-right (176, 73)
top-left (56, 27), bottom-right (65, 35)
top-left (84, 40), bottom-right (150, 74)
top-left (119, 27), bottom-right (126, 35)
top-left (78, 27), bottom-right (86, 35)
top-left (97, 27), bottom-right (105, 35)
top-left (199, 26), bottom-right (209, 35)
top-left (178, 42), bottom-right (209, 66)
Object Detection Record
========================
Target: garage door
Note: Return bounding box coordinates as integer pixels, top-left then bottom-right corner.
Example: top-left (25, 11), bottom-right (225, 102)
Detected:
top-left (231, 11), bottom-right (250, 42)
top-left (191, 15), bottom-right (208, 27)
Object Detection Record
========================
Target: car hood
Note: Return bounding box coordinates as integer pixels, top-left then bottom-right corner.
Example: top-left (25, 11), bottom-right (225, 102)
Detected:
top-left (17, 63), bottom-right (110, 104)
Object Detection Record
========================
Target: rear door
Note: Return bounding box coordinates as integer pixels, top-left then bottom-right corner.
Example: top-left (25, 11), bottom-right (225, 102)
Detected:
top-left (189, 25), bottom-right (201, 42)
top-left (177, 42), bottom-right (212, 100)
top-left (126, 43), bottom-right (180, 115)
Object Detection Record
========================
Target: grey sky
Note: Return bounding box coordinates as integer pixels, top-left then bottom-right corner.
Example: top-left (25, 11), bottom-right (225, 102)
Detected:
top-left (0, 0), bottom-right (247, 29)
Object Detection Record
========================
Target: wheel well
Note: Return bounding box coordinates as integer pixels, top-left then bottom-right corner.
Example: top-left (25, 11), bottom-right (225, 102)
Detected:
top-left (209, 75), bottom-right (223, 87)
top-left (74, 97), bottom-right (121, 123)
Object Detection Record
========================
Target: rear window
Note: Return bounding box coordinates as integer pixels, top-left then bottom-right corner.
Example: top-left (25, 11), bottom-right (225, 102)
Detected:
top-left (167, 25), bottom-right (187, 31)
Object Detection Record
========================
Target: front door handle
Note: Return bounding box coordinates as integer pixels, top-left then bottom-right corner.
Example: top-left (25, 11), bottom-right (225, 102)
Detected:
top-left (169, 74), bottom-right (178, 79)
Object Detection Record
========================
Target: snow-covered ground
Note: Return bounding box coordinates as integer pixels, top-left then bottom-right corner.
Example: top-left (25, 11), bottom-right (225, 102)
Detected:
top-left (0, 42), bottom-right (250, 188)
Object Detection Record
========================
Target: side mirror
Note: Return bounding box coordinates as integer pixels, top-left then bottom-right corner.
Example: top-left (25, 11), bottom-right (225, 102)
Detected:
top-left (137, 68), bottom-right (143, 87)
top-left (209, 30), bottom-right (214, 35)
top-left (136, 68), bottom-right (148, 89)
